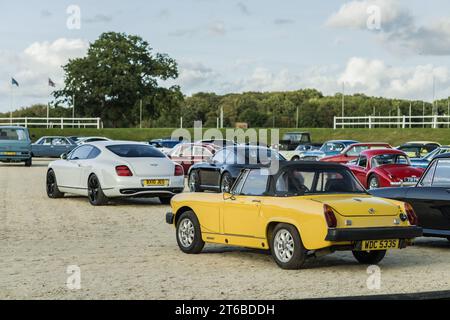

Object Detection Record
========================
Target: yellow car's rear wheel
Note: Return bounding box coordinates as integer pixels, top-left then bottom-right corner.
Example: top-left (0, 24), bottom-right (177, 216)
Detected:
top-left (270, 223), bottom-right (307, 270)
top-left (352, 250), bottom-right (386, 265)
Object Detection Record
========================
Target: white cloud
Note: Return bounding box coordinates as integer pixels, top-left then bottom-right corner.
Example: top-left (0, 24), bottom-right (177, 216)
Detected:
top-left (339, 57), bottom-right (450, 99)
top-left (327, 0), bottom-right (450, 56)
top-left (327, 0), bottom-right (411, 30)
top-left (176, 57), bottom-right (450, 101)
top-left (0, 38), bottom-right (88, 112)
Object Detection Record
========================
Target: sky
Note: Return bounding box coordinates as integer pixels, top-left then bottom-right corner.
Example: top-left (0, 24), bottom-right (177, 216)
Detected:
top-left (1, 0), bottom-right (450, 112)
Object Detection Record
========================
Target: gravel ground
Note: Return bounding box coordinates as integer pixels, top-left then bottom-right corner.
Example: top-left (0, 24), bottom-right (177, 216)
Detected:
top-left (0, 159), bottom-right (449, 300)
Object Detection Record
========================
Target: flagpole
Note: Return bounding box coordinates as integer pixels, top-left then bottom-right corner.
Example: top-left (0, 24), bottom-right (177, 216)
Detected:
top-left (10, 83), bottom-right (13, 125)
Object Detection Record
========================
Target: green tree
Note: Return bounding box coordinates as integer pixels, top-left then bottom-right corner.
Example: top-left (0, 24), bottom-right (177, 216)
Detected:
top-left (54, 32), bottom-right (180, 127)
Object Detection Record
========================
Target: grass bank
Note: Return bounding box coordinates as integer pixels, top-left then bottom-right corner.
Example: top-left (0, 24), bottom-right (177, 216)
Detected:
top-left (28, 128), bottom-right (450, 146)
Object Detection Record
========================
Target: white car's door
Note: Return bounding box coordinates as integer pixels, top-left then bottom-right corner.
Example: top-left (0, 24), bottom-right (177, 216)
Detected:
top-left (59, 145), bottom-right (95, 189)
top-left (77, 146), bottom-right (102, 188)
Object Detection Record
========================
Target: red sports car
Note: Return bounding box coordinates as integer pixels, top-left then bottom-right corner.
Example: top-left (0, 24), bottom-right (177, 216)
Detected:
top-left (321, 142), bottom-right (392, 164)
top-left (168, 143), bottom-right (220, 173)
top-left (346, 149), bottom-right (425, 189)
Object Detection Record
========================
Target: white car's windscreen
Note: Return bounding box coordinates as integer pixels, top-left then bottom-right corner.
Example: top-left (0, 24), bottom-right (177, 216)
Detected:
top-left (106, 144), bottom-right (166, 158)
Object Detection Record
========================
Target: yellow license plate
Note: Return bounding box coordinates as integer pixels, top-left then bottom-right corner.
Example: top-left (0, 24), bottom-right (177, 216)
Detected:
top-left (2, 152), bottom-right (17, 156)
top-left (142, 179), bottom-right (169, 187)
top-left (360, 239), bottom-right (400, 251)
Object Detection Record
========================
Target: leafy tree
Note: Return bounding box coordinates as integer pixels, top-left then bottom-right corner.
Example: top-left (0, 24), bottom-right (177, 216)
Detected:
top-left (54, 32), bottom-right (180, 127)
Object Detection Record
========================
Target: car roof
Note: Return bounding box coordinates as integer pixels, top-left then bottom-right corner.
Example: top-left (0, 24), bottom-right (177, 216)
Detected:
top-left (402, 141), bottom-right (441, 146)
top-left (361, 148), bottom-right (406, 156)
top-left (322, 140), bottom-right (359, 145)
top-left (0, 126), bottom-right (27, 130)
top-left (84, 140), bottom-right (147, 148)
top-left (247, 161), bottom-right (348, 173)
top-left (434, 153), bottom-right (450, 160)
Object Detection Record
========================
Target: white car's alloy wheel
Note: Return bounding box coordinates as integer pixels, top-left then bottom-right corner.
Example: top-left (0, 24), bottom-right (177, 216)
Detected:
top-left (274, 229), bottom-right (295, 263)
top-left (178, 218), bottom-right (195, 248)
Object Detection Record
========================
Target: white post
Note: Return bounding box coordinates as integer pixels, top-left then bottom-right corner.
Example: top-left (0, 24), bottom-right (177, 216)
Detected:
top-left (25, 117), bottom-right (27, 128)
top-left (180, 117), bottom-right (183, 129)
top-left (139, 99), bottom-right (143, 129)
top-left (333, 116), bottom-right (337, 130)
top-left (434, 115), bottom-right (438, 129)
top-left (61, 118), bottom-right (64, 129)
top-left (402, 115), bottom-right (406, 129)
top-left (46, 104), bottom-right (49, 129)
top-left (97, 118), bottom-right (100, 129)
top-left (368, 116), bottom-right (372, 129)
top-left (220, 106), bottom-right (224, 129)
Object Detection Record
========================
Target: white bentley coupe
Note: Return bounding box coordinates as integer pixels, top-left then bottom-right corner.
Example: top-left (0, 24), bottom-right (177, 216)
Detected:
top-left (46, 141), bottom-right (185, 205)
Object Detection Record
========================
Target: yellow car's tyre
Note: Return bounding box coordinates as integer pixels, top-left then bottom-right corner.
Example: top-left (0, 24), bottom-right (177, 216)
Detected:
top-left (176, 211), bottom-right (205, 254)
top-left (46, 170), bottom-right (64, 199)
top-left (352, 250), bottom-right (386, 265)
top-left (270, 223), bottom-right (307, 270)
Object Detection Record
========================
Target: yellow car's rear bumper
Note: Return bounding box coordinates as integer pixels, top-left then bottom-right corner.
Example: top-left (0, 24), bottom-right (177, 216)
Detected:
top-left (326, 226), bottom-right (423, 242)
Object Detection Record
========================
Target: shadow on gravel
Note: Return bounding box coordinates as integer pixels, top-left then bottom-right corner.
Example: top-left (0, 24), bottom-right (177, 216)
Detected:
top-left (318, 290), bottom-right (450, 300)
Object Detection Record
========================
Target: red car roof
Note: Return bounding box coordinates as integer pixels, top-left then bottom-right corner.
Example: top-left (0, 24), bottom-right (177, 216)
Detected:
top-left (361, 148), bottom-right (406, 157)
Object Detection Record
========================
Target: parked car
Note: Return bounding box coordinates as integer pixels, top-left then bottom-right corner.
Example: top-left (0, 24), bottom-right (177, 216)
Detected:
top-left (409, 146), bottom-right (450, 169)
top-left (168, 143), bottom-right (220, 173)
top-left (346, 149), bottom-right (425, 189)
top-left (0, 126), bottom-right (32, 166)
top-left (271, 132), bottom-right (321, 161)
top-left (32, 136), bottom-right (77, 158)
top-left (370, 153), bottom-right (450, 241)
top-left (188, 145), bottom-right (285, 193)
top-left (76, 137), bottom-right (111, 145)
top-left (397, 142), bottom-right (441, 159)
top-left (149, 139), bottom-right (182, 155)
top-left (46, 141), bottom-right (185, 206)
top-left (299, 140), bottom-right (359, 161)
top-left (197, 139), bottom-right (237, 149)
top-left (321, 143), bottom-right (392, 164)
top-left (166, 162), bottom-right (422, 269)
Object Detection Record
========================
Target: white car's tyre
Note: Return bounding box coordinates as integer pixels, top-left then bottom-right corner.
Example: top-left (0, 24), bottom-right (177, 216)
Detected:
top-left (88, 174), bottom-right (109, 206)
top-left (46, 170), bottom-right (64, 198)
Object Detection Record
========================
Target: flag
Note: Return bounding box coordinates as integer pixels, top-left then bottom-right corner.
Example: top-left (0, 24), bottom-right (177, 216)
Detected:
top-left (11, 78), bottom-right (19, 87)
top-left (48, 78), bottom-right (56, 87)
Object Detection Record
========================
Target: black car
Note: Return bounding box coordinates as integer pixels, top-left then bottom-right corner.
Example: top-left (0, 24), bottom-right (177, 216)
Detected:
top-left (188, 145), bottom-right (285, 193)
top-left (370, 153), bottom-right (450, 241)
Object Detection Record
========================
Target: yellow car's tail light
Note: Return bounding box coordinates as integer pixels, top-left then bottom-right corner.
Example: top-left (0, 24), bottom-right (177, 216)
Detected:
top-left (324, 204), bottom-right (337, 228)
top-left (405, 203), bottom-right (418, 226)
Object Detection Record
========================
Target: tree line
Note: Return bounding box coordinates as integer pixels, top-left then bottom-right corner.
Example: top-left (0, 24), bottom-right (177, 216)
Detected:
top-left (1, 32), bottom-right (446, 128)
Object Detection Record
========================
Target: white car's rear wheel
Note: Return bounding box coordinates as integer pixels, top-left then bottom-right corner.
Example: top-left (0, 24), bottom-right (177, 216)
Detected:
top-left (88, 174), bottom-right (109, 206)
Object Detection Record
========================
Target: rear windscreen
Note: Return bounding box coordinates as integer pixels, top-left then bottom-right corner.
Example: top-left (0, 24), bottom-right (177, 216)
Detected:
top-left (106, 144), bottom-right (166, 158)
top-left (0, 128), bottom-right (28, 141)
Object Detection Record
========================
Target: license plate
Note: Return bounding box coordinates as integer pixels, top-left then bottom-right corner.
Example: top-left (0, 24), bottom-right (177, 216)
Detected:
top-left (359, 239), bottom-right (400, 251)
top-left (142, 179), bottom-right (169, 187)
top-left (404, 177), bottom-right (419, 183)
top-left (1, 152), bottom-right (17, 156)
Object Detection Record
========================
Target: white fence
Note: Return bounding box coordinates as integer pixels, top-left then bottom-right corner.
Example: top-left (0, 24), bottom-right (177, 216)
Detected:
top-left (334, 115), bottom-right (450, 129)
top-left (0, 117), bottom-right (102, 129)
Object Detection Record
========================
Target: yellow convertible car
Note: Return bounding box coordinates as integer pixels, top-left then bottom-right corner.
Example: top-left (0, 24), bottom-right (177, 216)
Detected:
top-left (166, 162), bottom-right (422, 269)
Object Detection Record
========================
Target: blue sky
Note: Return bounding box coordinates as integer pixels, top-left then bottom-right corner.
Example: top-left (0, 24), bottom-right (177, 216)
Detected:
top-left (1, 0), bottom-right (450, 112)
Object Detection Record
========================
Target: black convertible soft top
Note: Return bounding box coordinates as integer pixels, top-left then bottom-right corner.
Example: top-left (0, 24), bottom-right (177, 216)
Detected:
top-left (251, 160), bottom-right (349, 174)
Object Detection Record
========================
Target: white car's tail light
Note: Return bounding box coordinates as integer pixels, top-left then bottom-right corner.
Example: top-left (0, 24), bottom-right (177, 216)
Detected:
top-left (116, 165), bottom-right (133, 177)
top-left (174, 165), bottom-right (184, 176)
